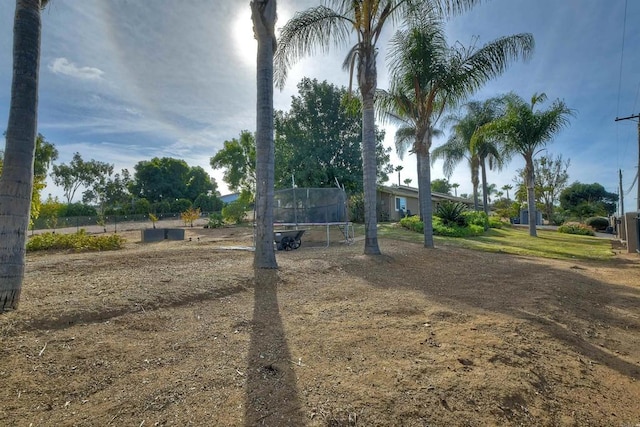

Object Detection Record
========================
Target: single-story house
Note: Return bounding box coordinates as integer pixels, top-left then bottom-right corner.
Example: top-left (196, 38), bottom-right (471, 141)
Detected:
top-left (377, 184), bottom-right (476, 221)
top-left (220, 193), bottom-right (240, 204)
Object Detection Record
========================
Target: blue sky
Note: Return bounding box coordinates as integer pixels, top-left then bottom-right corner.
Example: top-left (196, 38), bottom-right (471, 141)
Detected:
top-left (1, 1), bottom-right (639, 212)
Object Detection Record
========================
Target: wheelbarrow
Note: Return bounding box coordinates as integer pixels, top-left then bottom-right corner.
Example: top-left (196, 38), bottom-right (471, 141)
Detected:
top-left (274, 229), bottom-right (305, 251)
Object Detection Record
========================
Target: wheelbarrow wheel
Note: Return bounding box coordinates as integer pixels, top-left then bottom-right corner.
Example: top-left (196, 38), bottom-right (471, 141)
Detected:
top-left (281, 236), bottom-right (294, 251)
top-left (290, 238), bottom-right (301, 250)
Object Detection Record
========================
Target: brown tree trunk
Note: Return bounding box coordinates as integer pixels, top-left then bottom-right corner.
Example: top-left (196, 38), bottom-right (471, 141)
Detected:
top-left (359, 50), bottom-right (381, 255)
top-left (0, 0), bottom-right (43, 313)
top-left (525, 155), bottom-right (537, 237)
top-left (251, 0), bottom-right (277, 270)
top-left (416, 133), bottom-right (434, 248)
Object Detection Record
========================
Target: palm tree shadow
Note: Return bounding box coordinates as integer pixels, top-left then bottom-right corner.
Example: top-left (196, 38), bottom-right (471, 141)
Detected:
top-left (245, 270), bottom-right (304, 426)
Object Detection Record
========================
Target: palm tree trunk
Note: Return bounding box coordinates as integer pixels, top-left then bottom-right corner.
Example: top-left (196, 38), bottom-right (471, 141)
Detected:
top-left (525, 156), bottom-right (537, 237)
top-left (359, 53), bottom-right (381, 255)
top-left (251, 0), bottom-right (277, 269)
top-left (480, 157), bottom-right (489, 230)
top-left (417, 145), bottom-right (434, 248)
top-left (0, 0), bottom-right (43, 313)
top-left (471, 157), bottom-right (480, 211)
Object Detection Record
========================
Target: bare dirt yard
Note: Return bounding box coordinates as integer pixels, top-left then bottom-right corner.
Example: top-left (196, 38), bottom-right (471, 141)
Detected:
top-left (1, 224), bottom-right (639, 426)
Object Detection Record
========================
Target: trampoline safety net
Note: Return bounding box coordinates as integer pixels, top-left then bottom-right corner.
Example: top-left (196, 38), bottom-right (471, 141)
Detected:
top-left (273, 188), bottom-right (348, 224)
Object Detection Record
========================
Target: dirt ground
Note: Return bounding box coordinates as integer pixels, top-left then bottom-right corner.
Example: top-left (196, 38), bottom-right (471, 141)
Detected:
top-left (1, 224), bottom-right (639, 426)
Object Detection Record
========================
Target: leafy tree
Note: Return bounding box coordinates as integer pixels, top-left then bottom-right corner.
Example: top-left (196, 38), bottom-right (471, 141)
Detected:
top-left (559, 182), bottom-right (618, 219)
top-left (171, 198), bottom-right (192, 213)
top-left (378, 16), bottom-right (533, 247)
top-left (130, 157), bottom-right (214, 204)
top-left (1, 0), bottom-right (49, 312)
top-left (252, 0), bottom-right (278, 269)
top-left (515, 154), bottom-right (570, 222)
top-left (431, 178), bottom-right (451, 194)
top-left (185, 166), bottom-right (216, 201)
top-left (210, 130), bottom-right (256, 194)
top-left (275, 78), bottom-right (391, 193)
top-left (276, 0), bottom-right (454, 255)
top-left (478, 93), bottom-right (574, 236)
top-left (130, 157), bottom-right (188, 202)
top-left (83, 168), bottom-right (132, 213)
top-left (51, 152), bottom-right (114, 204)
top-left (194, 193), bottom-right (223, 213)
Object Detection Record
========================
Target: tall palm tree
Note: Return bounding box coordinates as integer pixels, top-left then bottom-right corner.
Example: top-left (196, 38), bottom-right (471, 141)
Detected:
top-left (252, 0), bottom-right (278, 269)
top-left (501, 183), bottom-right (513, 200)
top-left (433, 97), bottom-right (507, 214)
top-left (378, 17), bottom-right (534, 247)
top-left (477, 93), bottom-right (574, 237)
top-left (274, 0), bottom-right (483, 255)
top-left (0, 0), bottom-right (49, 313)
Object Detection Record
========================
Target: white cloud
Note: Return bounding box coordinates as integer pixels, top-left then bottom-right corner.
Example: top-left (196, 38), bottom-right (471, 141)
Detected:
top-left (48, 57), bottom-right (104, 81)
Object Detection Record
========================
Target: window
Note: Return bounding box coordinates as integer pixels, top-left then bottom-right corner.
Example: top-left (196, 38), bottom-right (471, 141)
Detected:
top-left (395, 197), bottom-right (407, 211)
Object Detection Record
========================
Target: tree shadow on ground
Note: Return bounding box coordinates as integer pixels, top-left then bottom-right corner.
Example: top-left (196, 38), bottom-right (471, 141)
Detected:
top-left (349, 244), bottom-right (640, 381)
top-left (245, 270), bottom-right (305, 426)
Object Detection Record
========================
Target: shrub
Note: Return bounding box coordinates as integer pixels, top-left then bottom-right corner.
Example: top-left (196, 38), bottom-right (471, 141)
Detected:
top-left (27, 230), bottom-right (126, 252)
top-left (487, 216), bottom-right (503, 229)
top-left (348, 194), bottom-right (365, 223)
top-left (585, 216), bottom-right (609, 231)
top-left (222, 199), bottom-right (249, 224)
top-left (558, 222), bottom-right (595, 236)
top-left (181, 207), bottom-right (201, 227)
top-left (399, 215), bottom-right (423, 233)
top-left (207, 212), bottom-right (224, 228)
top-left (433, 216), bottom-right (484, 237)
top-left (436, 201), bottom-right (467, 226)
top-left (461, 210), bottom-right (486, 227)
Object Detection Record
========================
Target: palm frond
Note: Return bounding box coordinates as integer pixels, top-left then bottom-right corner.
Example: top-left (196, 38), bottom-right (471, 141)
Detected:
top-left (274, 6), bottom-right (353, 89)
top-left (394, 125), bottom-right (416, 159)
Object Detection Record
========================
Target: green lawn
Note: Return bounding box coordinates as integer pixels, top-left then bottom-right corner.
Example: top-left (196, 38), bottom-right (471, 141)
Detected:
top-left (375, 223), bottom-right (614, 261)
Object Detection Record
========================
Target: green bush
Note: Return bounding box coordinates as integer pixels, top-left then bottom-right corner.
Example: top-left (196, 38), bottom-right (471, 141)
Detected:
top-left (461, 210), bottom-right (486, 227)
top-left (436, 201), bottom-right (467, 226)
top-left (207, 212), bottom-right (224, 228)
top-left (558, 222), bottom-right (595, 236)
top-left (399, 215), bottom-right (423, 233)
top-left (585, 216), bottom-right (609, 231)
top-left (487, 216), bottom-right (503, 229)
top-left (27, 230), bottom-right (126, 252)
top-left (433, 216), bottom-right (484, 237)
top-left (348, 193), bottom-right (365, 223)
top-left (222, 199), bottom-right (249, 224)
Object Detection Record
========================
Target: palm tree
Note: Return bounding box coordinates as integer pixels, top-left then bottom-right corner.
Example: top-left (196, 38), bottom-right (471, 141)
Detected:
top-left (378, 17), bottom-right (534, 247)
top-left (274, 0), bottom-right (483, 255)
top-left (0, 0), bottom-right (49, 313)
top-left (501, 184), bottom-right (513, 200)
top-left (433, 97), bottom-right (507, 214)
top-left (451, 182), bottom-right (459, 196)
top-left (477, 93), bottom-right (573, 237)
top-left (251, 0), bottom-right (278, 269)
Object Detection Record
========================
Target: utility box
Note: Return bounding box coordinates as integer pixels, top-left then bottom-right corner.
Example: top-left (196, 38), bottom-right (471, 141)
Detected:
top-left (141, 228), bottom-right (185, 243)
top-left (624, 212), bottom-right (639, 253)
top-left (520, 210), bottom-right (542, 225)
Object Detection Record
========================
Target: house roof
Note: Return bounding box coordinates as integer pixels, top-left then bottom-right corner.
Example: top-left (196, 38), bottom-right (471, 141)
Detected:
top-left (378, 184), bottom-right (475, 205)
